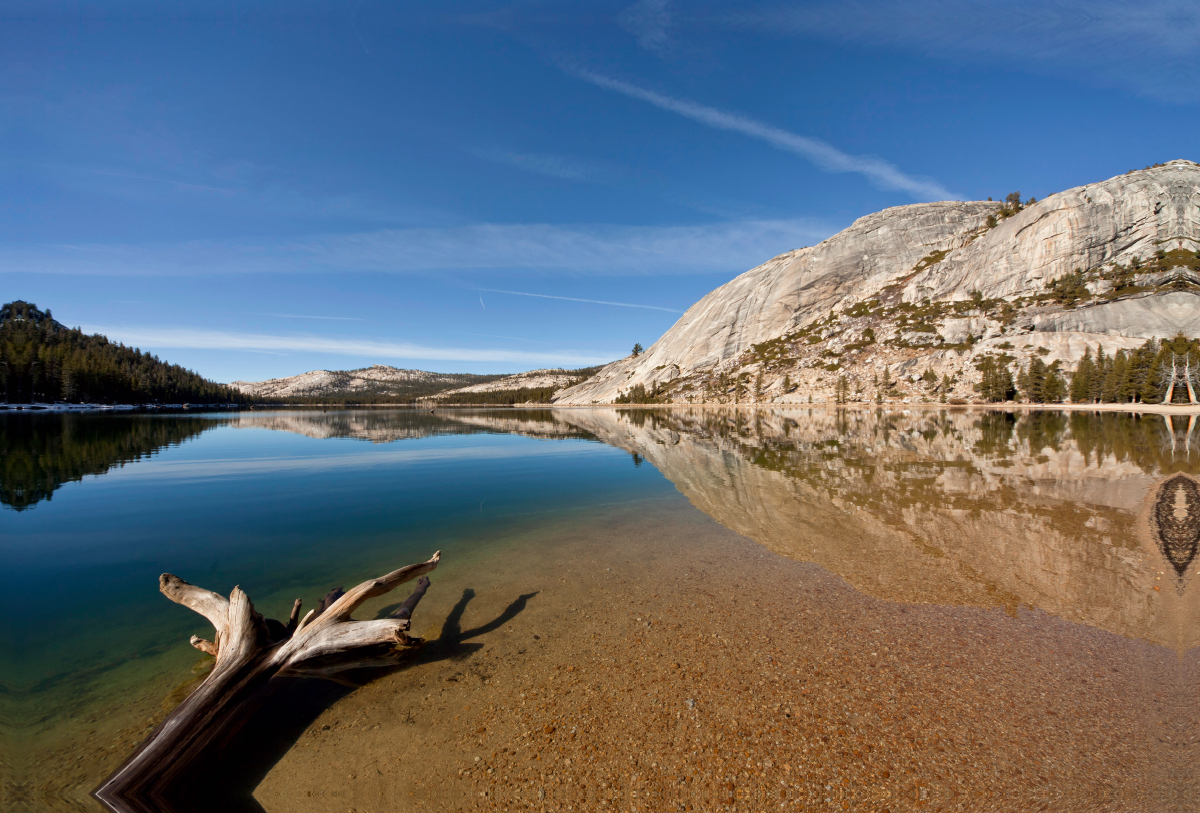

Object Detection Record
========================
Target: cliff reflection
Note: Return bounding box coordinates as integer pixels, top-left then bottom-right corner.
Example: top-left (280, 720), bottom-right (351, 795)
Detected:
top-left (553, 407), bottom-right (1200, 650)
top-left (231, 408), bottom-right (598, 444)
top-left (10, 406), bottom-right (1199, 649)
top-left (1153, 474), bottom-right (1200, 580)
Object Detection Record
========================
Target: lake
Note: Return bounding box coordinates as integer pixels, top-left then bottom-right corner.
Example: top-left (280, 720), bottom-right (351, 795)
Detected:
top-left (3, 407), bottom-right (1198, 812)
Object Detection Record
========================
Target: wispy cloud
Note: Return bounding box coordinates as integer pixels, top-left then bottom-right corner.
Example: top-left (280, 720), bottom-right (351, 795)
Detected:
top-left (571, 69), bottom-right (956, 201)
top-left (461, 331), bottom-right (553, 345)
top-left (618, 0), bottom-right (674, 55)
top-left (724, 0), bottom-right (1200, 104)
top-left (3, 218), bottom-right (835, 276)
top-left (471, 148), bottom-right (617, 183)
top-left (81, 325), bottom-right (617, 367)
top-left (67, 166), bottom-right (237, 194)
top-left (262, 313), bottom-right (365, 321)
top-left (479, 288), bottom-right (682, 313)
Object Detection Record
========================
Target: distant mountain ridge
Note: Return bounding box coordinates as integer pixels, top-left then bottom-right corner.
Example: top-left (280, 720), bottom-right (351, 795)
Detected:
top-left (232, 365), bottom-right (604, 404)
top-left (230, 365), bottom-right (505, 401)
top-left (430, 367), bottom-right (602, 405)
top-left (555, 160), bottom-right (1200, 405)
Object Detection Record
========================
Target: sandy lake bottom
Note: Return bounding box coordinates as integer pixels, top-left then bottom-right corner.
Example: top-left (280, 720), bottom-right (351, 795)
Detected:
top-left (247, 498), bottom-right (1193, 813)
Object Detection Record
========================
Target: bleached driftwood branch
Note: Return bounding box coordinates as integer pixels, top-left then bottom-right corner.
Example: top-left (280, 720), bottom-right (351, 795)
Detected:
top-left (93, 552), bottom-right (441, 813)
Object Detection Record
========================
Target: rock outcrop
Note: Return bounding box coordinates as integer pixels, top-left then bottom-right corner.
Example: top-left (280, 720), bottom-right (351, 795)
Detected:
top-left (555, 161), bottom-right (1200, 404)
top-left (429, 368), bottom-right (595, 402)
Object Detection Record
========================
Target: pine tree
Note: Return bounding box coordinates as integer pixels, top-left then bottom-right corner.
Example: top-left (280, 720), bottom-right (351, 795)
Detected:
top-left (1090, 346), bottom-right (1107, 403)
top-left (1143, 343), bottom-right (1171, 403)
top-left (1043, 362), bottom-right (1066, 402)
top-left (0, 300), bottom-right (244, 405)
top-left (1070, 347), bottom-right (1093, 403)
top-left (1021, 358), bottom-right (1048, 402)
top-left (975, 356), bottom-right (1015, 402)
top-left (1128, 339), bottom-right (1157, 402)
top-left (1103, 349), bottom-right (1129, 402)
top-left (835, 374), bottom-right (849, 404)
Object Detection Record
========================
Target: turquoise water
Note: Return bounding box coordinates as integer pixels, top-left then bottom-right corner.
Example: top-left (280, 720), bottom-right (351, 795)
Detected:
top-left (0, 410), bottom-right (672, 806)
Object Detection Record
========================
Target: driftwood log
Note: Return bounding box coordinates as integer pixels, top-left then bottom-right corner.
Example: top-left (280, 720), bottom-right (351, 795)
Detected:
top-left (93, 551), bottom-right (441, 813)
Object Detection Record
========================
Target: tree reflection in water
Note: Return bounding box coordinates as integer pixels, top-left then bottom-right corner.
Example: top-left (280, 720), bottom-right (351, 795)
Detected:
top-left (0, 414), bottom-right (222, 511)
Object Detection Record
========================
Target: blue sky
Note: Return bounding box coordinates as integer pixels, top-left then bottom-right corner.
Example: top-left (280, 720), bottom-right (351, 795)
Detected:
top-left (5, 0), bottom-right (1200, 383)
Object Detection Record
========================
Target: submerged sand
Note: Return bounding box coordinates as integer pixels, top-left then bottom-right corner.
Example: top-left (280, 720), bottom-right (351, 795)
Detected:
top-left (255, 500), bottom-right (1194, 812)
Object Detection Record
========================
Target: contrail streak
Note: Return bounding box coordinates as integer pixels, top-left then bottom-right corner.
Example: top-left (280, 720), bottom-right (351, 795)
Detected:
top-left (478, 288), bottom-right (682, 313)
top-left (573, 69), bottom-right (957, 201)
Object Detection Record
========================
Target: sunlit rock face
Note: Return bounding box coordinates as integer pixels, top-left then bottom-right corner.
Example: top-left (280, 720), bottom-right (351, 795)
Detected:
top-left (553, 407), bottom-right (1200, 650)
top-left (908, 162), bottom-right (1200, 300)
top-left (555, 201), bottom-right (998, 404)
top-left (556, 161), bottom-right (1200, 404)
top-left (230, 366), bottom-right (471, 399)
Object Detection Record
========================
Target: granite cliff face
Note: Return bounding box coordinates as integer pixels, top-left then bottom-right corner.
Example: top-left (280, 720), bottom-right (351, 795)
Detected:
top-left (556, 161), bottom-right (1200, 404)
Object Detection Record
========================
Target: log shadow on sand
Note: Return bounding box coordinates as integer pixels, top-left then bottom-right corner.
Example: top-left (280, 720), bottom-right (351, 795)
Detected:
top-left (93, 563), bottom-right (537, 813)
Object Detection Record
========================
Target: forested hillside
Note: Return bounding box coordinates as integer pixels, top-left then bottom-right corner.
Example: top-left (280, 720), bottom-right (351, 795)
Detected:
top-left (0, 301), bottom-right (246, 404)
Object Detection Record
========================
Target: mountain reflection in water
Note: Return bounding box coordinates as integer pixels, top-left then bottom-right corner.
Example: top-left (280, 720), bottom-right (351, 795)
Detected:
top-left (9, 406), bottom-right (1198, 647)
top-left (225, 406), bottom-right (1200, 648)
top-left (552, 408), bottom-right (1200, 650)
top-left (1154, 474), bottom-right (1200, 579)
top-left (136, 405), bottom-right (1200, 651)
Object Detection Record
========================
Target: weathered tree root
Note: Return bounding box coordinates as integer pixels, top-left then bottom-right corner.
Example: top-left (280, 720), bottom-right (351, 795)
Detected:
top-left (93, 552), bottom-right (441, 813)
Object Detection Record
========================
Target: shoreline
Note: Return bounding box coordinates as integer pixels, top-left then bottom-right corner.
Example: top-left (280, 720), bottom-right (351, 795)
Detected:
top-left (539, 401), bottom-right (1200, 415)
top-left (9, 400), bottom-right (1197, 417)
top-left (0, 402), bottom-right (242, 413)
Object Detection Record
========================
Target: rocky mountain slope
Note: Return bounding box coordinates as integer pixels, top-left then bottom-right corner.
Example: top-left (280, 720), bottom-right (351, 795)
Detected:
top-left (555, 161), bottom-right (1200, 405)
top-left (433, 368), bottom-right (585, 397)
top-left (427, 367), bottom-right (601, 404)
top-left (230, 365), bottom-right (503, 400)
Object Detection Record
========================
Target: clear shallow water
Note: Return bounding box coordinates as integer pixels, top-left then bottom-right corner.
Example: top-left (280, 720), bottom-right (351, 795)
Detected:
top-left (3, 407), bottom-right (1200, 812)
top-left (2, 410), bottom-right (655, 698)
